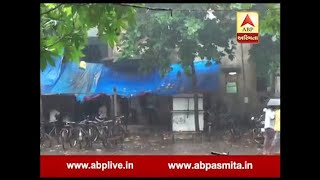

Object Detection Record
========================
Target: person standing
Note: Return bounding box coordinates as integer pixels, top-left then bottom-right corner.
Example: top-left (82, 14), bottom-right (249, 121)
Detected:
top-left (49, 109), bottom-right (60, 123)
top-left (262, 106), bottom-right (276, 155)
top-left (270, 107), bottom-right (280, 154)
top-left (98, 104), bottom-right (108, 119)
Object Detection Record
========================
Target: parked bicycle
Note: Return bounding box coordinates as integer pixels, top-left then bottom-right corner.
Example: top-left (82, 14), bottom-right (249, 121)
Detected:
top-left (111, 115), bottom-right (127, 144)
top-left (40, 125), bottom-right (53, 149)
top-left (41, 114), bottom-right (129, 151)
top-left (220, 113), bottom-right (241, 141)
top-left (251, 113), bottom-right (265, 146)
top-left (59, 121), bottom-right (78, 150)
top-left (47, 120), bottom-right (61, 144)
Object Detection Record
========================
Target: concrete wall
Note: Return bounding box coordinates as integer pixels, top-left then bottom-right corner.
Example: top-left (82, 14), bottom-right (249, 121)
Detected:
top-left (86, 28), bottom-right (261, 121)
top-left (209, 40), bottom-right (259, 121)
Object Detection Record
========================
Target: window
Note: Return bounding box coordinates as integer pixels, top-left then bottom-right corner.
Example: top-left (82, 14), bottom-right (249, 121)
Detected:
top-left (82, 44), bottom-right (102, 62)
top-left (81, 37), bottom-right (109, 63)
top-left (226, 82), bottom-right (237, 93)
top-left (226, 72), bottom-right (238, 94)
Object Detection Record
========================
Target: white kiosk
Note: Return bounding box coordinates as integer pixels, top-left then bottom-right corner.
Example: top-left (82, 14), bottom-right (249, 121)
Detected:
top-left (171, 94), bottom-right (204, 141)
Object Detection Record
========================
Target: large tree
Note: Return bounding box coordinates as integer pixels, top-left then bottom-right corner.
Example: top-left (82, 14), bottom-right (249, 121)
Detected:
top-left (40, 3), bottom-right (137, 122)
top-left (249, 36), bottom-right (280, 90)
top-left (118, 3), bottom-right (280, 131)
top-left (40, 3), bottom-right (137, 71)
top-left (119, 4), bottom-right (237, 132)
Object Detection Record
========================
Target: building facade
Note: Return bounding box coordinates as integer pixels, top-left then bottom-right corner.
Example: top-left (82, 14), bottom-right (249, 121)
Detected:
top-left (84, 30), bottom-right (266, 123)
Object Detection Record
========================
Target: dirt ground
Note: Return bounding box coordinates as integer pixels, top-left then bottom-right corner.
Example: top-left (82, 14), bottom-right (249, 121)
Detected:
top-left (41, 130), bottom-right (265, 155)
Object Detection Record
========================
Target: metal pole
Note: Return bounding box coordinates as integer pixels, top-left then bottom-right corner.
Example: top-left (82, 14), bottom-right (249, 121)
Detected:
top-left (40, 96), bottom-right (43, 122)
top-left (275, 68), bottom-right (280, 97)
top-left (113, 86), bottom-right (117, 117)
top-left (40, 85), bottom-right (44, 124)
top-left (240, 44), bottom-right (247, 119)
top-left (110, 95), bottom-right (114, 118)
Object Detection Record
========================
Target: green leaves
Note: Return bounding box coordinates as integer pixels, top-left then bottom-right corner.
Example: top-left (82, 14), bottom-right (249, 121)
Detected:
top-left (48, 56), bottom-right (56, 66)
top-left (40, 49), bottom-right (51, 71)
top-left (229, 4), bottom-right (242, 10)
top-left (119, 4), bottom-right (236, 75)
top-left (183, 66), bottom-right (192, 76)
top-left (256, 4), bottom-right (280, 40)
top-left (118, 3), bottom-right (279, 80)
top-left (228, 3), bottom-right (280, 41)
top-left (72, 48), bottom-right (85, 63)
top-left (40, 47), bottom-right (61, 71)
top-left (249, 35), bottom-right (280, 83)
top-left (63, 6), bottom-right (72, 16)
top-left (101, 33), bottom-right (118, 48)
top-left (182, 17), bottom-right (204, 40)
top-left (40, 3), bottom-right (137, 71)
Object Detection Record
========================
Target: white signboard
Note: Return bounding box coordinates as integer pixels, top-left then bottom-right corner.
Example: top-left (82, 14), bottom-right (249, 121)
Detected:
top-left (172, 98), bottom-right (203, 110)
top-left (172, 95), bottom-right (204, 132)
top-left (172, 112), bottom-right (204, 131)
top-left (244, 97), bottom-right (249, 103)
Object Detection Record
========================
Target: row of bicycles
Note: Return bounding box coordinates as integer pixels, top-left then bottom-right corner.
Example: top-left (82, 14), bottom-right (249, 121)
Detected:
top-left (40, 115), bottom-right (127, 150)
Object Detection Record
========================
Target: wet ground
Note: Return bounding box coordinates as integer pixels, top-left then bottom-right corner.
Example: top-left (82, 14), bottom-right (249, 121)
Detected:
top-left (41, 130), bottom-right (264, 155)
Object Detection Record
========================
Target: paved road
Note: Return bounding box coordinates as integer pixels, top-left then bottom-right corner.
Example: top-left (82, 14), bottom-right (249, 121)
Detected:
top-left (41, 132), bottom-right (262, 155)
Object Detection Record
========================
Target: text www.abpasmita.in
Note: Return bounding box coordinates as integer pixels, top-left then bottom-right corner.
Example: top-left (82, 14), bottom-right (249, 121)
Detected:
top-left (168, 161), bottom-right (253, 171)
top-left (66, 161), bottom-right (134, 171)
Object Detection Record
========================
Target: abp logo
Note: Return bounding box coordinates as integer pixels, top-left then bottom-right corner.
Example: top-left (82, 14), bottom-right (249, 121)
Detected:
top-left (237, 12), bottom-right (259, 44)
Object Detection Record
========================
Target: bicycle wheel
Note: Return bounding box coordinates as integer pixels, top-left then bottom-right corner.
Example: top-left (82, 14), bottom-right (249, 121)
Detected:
top-left (84, 127), bottom-right (94, 149)
top-left (40, 132), bottom-right (52, 149)
top-left (252, 129), bottom-right (259, 141)
top-left (69, 131), bottom-right (78, 148)
top-left (102, 127), bottom-right (113, 149)
top-left (49, 127), bottom-right (59, 144)
top-left (110, 125), bottom-right (125, 146)
top-left (117, 125), bottom-right (126, 143)
top-left (229, 128), bottom-right (241, 141)
top-left (73, 127), bottom-right (88, 150)
top-left (88, 125), bottom-right (99, 142)
top-left (60, 128), bottom-right (72, 151)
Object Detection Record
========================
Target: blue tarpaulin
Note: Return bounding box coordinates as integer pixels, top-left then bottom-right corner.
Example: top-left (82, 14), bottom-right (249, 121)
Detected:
top-left (41, 57), bottom-right (220, 101)
top-left (40, 56), bottom-right (63, 93)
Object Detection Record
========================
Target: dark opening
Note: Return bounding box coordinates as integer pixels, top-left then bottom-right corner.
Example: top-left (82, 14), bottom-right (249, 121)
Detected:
top-left (82, 44), bottom-right (103, 63)
top-left (257, 77), bottom-right (268, 92)
top-left (81, 37), bottom-right (109, 63)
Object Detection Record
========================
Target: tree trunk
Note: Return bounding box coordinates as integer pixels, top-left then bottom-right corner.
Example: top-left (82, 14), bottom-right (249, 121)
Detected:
top-left (240, 44), bottom-right (247, 122)
top-left (113, 86), bottom-right (118, 117)
top-left (270, 72), bottom-right (275, 95)
top-left (191, 62), bottom-right (200, 132)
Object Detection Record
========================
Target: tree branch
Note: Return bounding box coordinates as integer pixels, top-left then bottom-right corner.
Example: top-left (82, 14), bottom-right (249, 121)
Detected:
top-left (116, 3), bottom-right (173, 16)
top-left (117, 3), bottom-right (172, 11)
top-left (42, 20), bottom-right (76, 49)
top-left (41, 4), bottom-right (63, 16)
top-left (115, 3), bottom-right (279, 12)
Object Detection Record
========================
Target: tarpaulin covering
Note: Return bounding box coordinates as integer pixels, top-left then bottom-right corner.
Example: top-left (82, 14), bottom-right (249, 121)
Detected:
top-left (95, 67), bottom-right (161, 96)
top-left (155, 61), bottom-right (220, 95)
top-left (40, 56), bottom-right (63, 93)
top-left (41, 58), bottom-right (220, 101)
